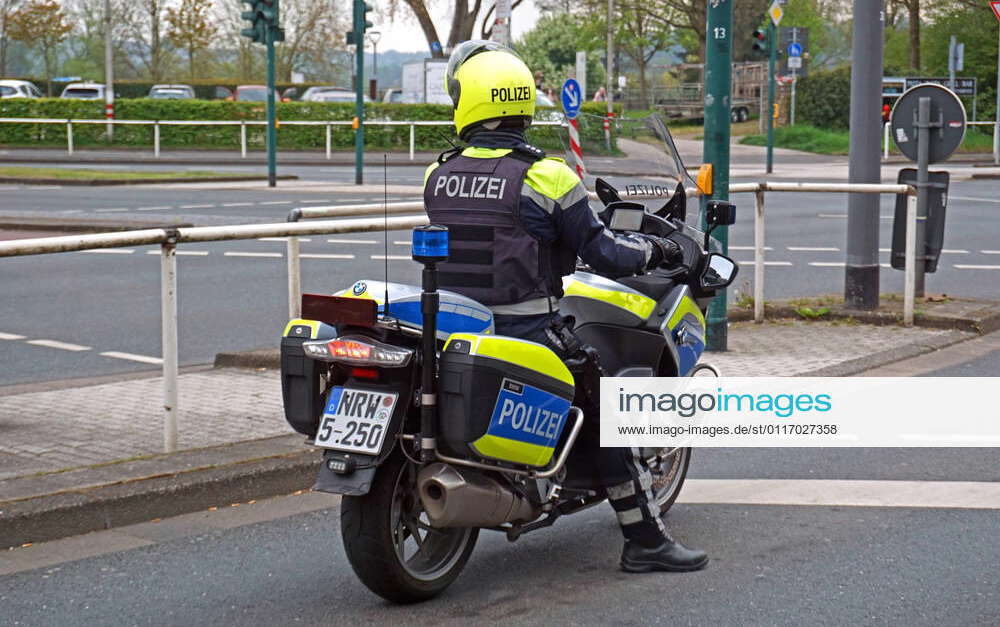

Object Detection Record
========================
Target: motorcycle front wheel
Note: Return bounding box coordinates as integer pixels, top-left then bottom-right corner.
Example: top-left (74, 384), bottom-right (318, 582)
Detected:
top-left (340, 451), bottom-right (479, 604)
top-left (648, 447), bottom-right (692, 514)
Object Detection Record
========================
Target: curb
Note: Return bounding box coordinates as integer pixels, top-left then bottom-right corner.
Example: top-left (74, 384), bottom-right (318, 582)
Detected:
top-left (0, 175), bottom-right (298, 186)
top-left (0, 436), bottom-right (317, 549)
top-left (214, 348), bottom-right (280, 369)
top-left (797, 329), bottom-right (973, 377)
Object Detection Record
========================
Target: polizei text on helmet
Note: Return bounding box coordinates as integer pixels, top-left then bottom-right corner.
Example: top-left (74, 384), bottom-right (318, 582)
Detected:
top-left (432, 175), bottom-right (508, 200)
top-left (491, 86), bottom-right (531, 102)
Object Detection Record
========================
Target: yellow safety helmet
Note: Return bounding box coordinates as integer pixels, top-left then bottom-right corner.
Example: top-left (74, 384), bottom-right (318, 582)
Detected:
top-left (446, 40), bottom-right (536, 139)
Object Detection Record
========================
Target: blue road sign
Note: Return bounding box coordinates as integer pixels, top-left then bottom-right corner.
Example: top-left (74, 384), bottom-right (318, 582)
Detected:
top-left (561, 79), bottom-right (581, 119)
top-left (787, 42), bottom-right (803, 57)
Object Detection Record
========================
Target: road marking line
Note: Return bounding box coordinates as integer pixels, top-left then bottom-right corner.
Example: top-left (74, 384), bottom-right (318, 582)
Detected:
top-left (94, 208), bottom-right (129, 213)
top-left (954, 264), bottom-right (1000, 270)
top-left (260, 200), bottom-right (292, 205)
top-left (145, 250), bottom-right (209, 256)
top-left (809, 261), bottom-right (846, 267)
top-left (393, 240), bottom-right (411, 246)
top-left (787, 246), bottom-right (839, 252)
top-left (951, 195), bottom-right (1000, 204)
top-left (0, 332), bottom-right (26, 340)
top-left (258, 237), bottom-right (312, 242)
top-left (818, 213), bottom-right (892, 220)
top-left (728, 245), bottom-right (773, 251)
top-left (301, 253), bottom-right (355, 259)
top-left (328, 238), bottom-right (377, 244)
top-left (371, 255), bottom-right (411, 260)
top-left (980, 250), bottom-right (1000, 255)
top-left (180, 204), bottom-right (214, 209)
top-left (99, 351), bottom-right (163, 365)
top-left (737, 261), bottom-right (793, 266)
top-left (80, 249), bottom-right (135, 254)
top-left (299, 199), bottom-right (331, 203)
top-left (135, 206), bottom-right (173, 211)
top-left (879, 248), bottom-right (891, 253)
top-left (26, 339), bottom-right (90, 352)
top-left (221, 202), bottom-right (253, 207)
top-left (224, 252), bottom-right (282, 258)
top-left (677, 479), bottom-right (1000, 510)
top-left (941, 249), bottom-right (969, 254)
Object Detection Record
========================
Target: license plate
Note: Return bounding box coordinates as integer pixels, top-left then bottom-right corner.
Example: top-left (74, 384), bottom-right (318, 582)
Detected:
top-left (314, 387), bottom-right (397, 454)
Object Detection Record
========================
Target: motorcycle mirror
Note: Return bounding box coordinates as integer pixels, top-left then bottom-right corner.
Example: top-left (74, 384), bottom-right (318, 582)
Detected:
top-left (595, 178), bottom-right (621, 207)
top-left (700, 253), bottom-right (738, 290)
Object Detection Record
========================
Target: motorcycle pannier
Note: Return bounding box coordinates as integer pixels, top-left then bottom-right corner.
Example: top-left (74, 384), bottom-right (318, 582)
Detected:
top-left (438, 333), bottom-right (576, 468)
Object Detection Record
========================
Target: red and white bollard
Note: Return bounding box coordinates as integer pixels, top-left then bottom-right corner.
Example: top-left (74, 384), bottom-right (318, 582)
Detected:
top-left (568, 117), bottom-right (587, 180)
top-left (105, 101), bottom-right (114, 141)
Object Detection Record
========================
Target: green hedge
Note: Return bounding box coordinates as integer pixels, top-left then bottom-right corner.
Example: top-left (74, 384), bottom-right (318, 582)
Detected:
top-left (0, 98), bottom-right (617, 153)
top-left (796, 67), bottom-right (852, 130)
top-left (8, 78), bottom-right (335, 100)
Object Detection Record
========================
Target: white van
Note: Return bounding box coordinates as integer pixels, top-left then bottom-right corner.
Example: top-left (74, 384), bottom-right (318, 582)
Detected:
top-left (60, 82), bottom-right (106, 100)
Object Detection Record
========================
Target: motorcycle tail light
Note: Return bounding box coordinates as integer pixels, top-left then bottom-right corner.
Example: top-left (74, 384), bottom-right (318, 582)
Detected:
top-left (302, 335), bottom-right (413, 368)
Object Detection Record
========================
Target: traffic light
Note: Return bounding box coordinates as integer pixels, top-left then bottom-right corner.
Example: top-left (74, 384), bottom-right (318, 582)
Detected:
top-left (346, 0), bottom-right (374, 47)
top-left (752, 28), bottom-right (768, 55)
top-left (241, 0), bottom-right (284, 43)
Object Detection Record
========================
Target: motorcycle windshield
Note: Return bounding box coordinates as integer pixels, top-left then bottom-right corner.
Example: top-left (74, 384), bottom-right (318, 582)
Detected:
top-left (541, 112), bottom-right (705, 234)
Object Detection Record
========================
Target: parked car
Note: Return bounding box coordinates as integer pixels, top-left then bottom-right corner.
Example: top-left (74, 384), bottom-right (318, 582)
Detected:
top-left (307, 89), bottom-right (371, 103)
top-left (234, 84), bottom-right (267, 102)
top-left (148, 84), bottom-right (195, 100)
top-left (0, 79), bottom-right (43, 99)
top-left (60, 82), bottom-right (106, 100)
top-left (300, 85), bottom-right (348, 102)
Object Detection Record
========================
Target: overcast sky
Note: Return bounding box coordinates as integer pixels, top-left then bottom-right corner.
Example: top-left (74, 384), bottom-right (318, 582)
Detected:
top-left (374, 0), bottom-right (543, 53)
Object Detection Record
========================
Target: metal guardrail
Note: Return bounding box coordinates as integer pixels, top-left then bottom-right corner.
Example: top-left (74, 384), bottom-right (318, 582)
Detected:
top-left (0, 183), bottom-right (921, 453)
top-left (883, 120), bottom-right (1000, 164)
top-left (0, 117), bottom-right (562, 161)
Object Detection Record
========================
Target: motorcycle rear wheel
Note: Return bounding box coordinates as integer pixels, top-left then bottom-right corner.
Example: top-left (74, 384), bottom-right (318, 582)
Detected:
top-left (340, 451), bottom-right (479, 604)
top-left (649, 447), bottom-right (692, 514)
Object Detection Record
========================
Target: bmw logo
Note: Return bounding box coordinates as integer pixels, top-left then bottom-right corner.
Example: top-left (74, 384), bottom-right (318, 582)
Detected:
top-left (352, 281), bottom-right (367, 295)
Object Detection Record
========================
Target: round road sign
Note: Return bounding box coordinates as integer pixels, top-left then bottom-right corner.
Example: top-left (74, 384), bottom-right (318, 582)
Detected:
top-left (889, 83), bottom-right (966, 163)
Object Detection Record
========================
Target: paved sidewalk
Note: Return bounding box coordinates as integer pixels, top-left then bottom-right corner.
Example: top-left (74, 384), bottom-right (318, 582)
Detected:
top-left (0, 319), bottom-right (975, 547)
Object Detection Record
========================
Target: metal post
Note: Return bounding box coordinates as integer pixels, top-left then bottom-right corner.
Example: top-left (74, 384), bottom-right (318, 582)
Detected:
top-left (754, 189), bottom-right (765, 323)
top-left (884, 122), bottom-right (890, 159)
top-left (605, 0), bottom-right (614, 151)
top-left (790, 76), bottom-right (796, 126)
top-left (766, 21), bottom-right (776, 174)
top-left (266, 27), bottom-right (277, 187)
top-left (287, 235), bottom-right (301, 318)
top-left (702, 0), bottom-right (732, 350)
top-left (326, 124), bottom-right (331, 160)
top-left (995, 25), bottom-right (1000, 165)
top-left (104, 0), bottom-right (114, 142)
top-left (354, 0), bottom-right (365, 185)
top-left (160, 237), bottom-right (178, 453)
top-left (948, 36), bottom-right (956, 92)
top-left (154, 122), bottom-right (160, 158)
top-left (844, 0), bottom-right (883, 310)
top-left (914, 96), bottom-right (930, 297)
top-left (409, 124), bottom-right (415, 161)
top-left (240, 122), bottom-right (247, 158)
top-left (903, 193), bottom-right (916, 326)
top-left (66, 121), bottom-right (73, 155)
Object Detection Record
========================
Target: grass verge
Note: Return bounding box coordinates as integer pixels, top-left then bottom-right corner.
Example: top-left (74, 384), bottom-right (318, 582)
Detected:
top-left (740, 124), bottom-right (995, 156)
top-left (0, 166), bottom-right (247, 181)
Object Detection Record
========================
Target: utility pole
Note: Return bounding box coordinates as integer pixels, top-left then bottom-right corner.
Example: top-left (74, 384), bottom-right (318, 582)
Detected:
top-left (104, 0), bottom-right (114, 142)
top-left (605, 0), bottom-right (614, 151)
top-left (844, 0), bottom-right (884, 310)
top-left (703, 0), bottom-right (732, 351)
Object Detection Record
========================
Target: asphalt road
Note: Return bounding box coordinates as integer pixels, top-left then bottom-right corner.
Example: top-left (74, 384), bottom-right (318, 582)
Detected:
top-left (2, 442), bottom-right (997, 626)
top-left (1, 157), bottom-right (999, 386)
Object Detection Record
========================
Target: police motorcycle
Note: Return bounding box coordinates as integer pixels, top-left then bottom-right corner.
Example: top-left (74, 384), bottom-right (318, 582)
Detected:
top-left (278, 115), bottom-right (737, 603)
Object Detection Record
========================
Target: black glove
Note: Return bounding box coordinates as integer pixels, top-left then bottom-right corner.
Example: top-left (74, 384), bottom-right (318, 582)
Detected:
top-left (644, 235), bottom-right (682, 269)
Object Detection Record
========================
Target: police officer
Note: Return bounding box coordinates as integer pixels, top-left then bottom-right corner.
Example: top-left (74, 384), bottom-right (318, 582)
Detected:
top-left (424, 40), bottom-right (708, 573)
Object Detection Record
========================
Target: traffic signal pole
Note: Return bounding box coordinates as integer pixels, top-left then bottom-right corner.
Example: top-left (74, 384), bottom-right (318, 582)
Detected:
top-left (766, 21), bottom-right (776, 174)
top-left (354, 25), bottom-right (364, 185)
top-left (266, 26), bottom-right (277, 187)
top-left (702, 0), bottom-right (732, 351)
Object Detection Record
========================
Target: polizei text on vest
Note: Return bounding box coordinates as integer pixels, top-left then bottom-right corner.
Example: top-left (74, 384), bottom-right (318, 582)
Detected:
top-left (433, 175), bottom-right (509, 200)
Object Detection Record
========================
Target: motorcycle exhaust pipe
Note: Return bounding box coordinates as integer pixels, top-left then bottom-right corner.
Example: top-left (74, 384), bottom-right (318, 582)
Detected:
top-left (417, 463), bottom-right (540, 528)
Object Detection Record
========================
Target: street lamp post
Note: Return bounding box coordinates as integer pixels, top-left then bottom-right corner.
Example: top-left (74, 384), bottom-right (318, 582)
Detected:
top-left (367, 30), bottom-right (381, 101)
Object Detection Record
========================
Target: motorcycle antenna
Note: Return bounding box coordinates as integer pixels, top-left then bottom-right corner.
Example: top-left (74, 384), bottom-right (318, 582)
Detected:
top-left (383, 153), bottom-right (390, 316)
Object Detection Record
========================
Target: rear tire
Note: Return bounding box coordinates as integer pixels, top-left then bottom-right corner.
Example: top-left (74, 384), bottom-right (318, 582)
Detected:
top-left (340, 451), bottom-right (478, 604)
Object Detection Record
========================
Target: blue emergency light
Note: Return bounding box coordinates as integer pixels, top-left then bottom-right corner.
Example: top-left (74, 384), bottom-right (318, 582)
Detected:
top-left (411, 225), bottom-right (449, 264)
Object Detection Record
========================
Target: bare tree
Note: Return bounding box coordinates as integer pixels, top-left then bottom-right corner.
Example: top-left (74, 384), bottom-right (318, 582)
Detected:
top-left (0, 0), bottom-right (21, 76)
top-left (889, 0), bottom-right (920, 69)
top-left (8, 0), bottom-right (72, 93)
top-left (166, 0), bottom-right (213, 79)
top-left (65, 0), bottom-right (139, 78)
top-left (212, 0), bottom-right (259, 81)
top-left (274, 0), bottom-right (345, 81)
top-left (132, 0), bottom-right (172, 81)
